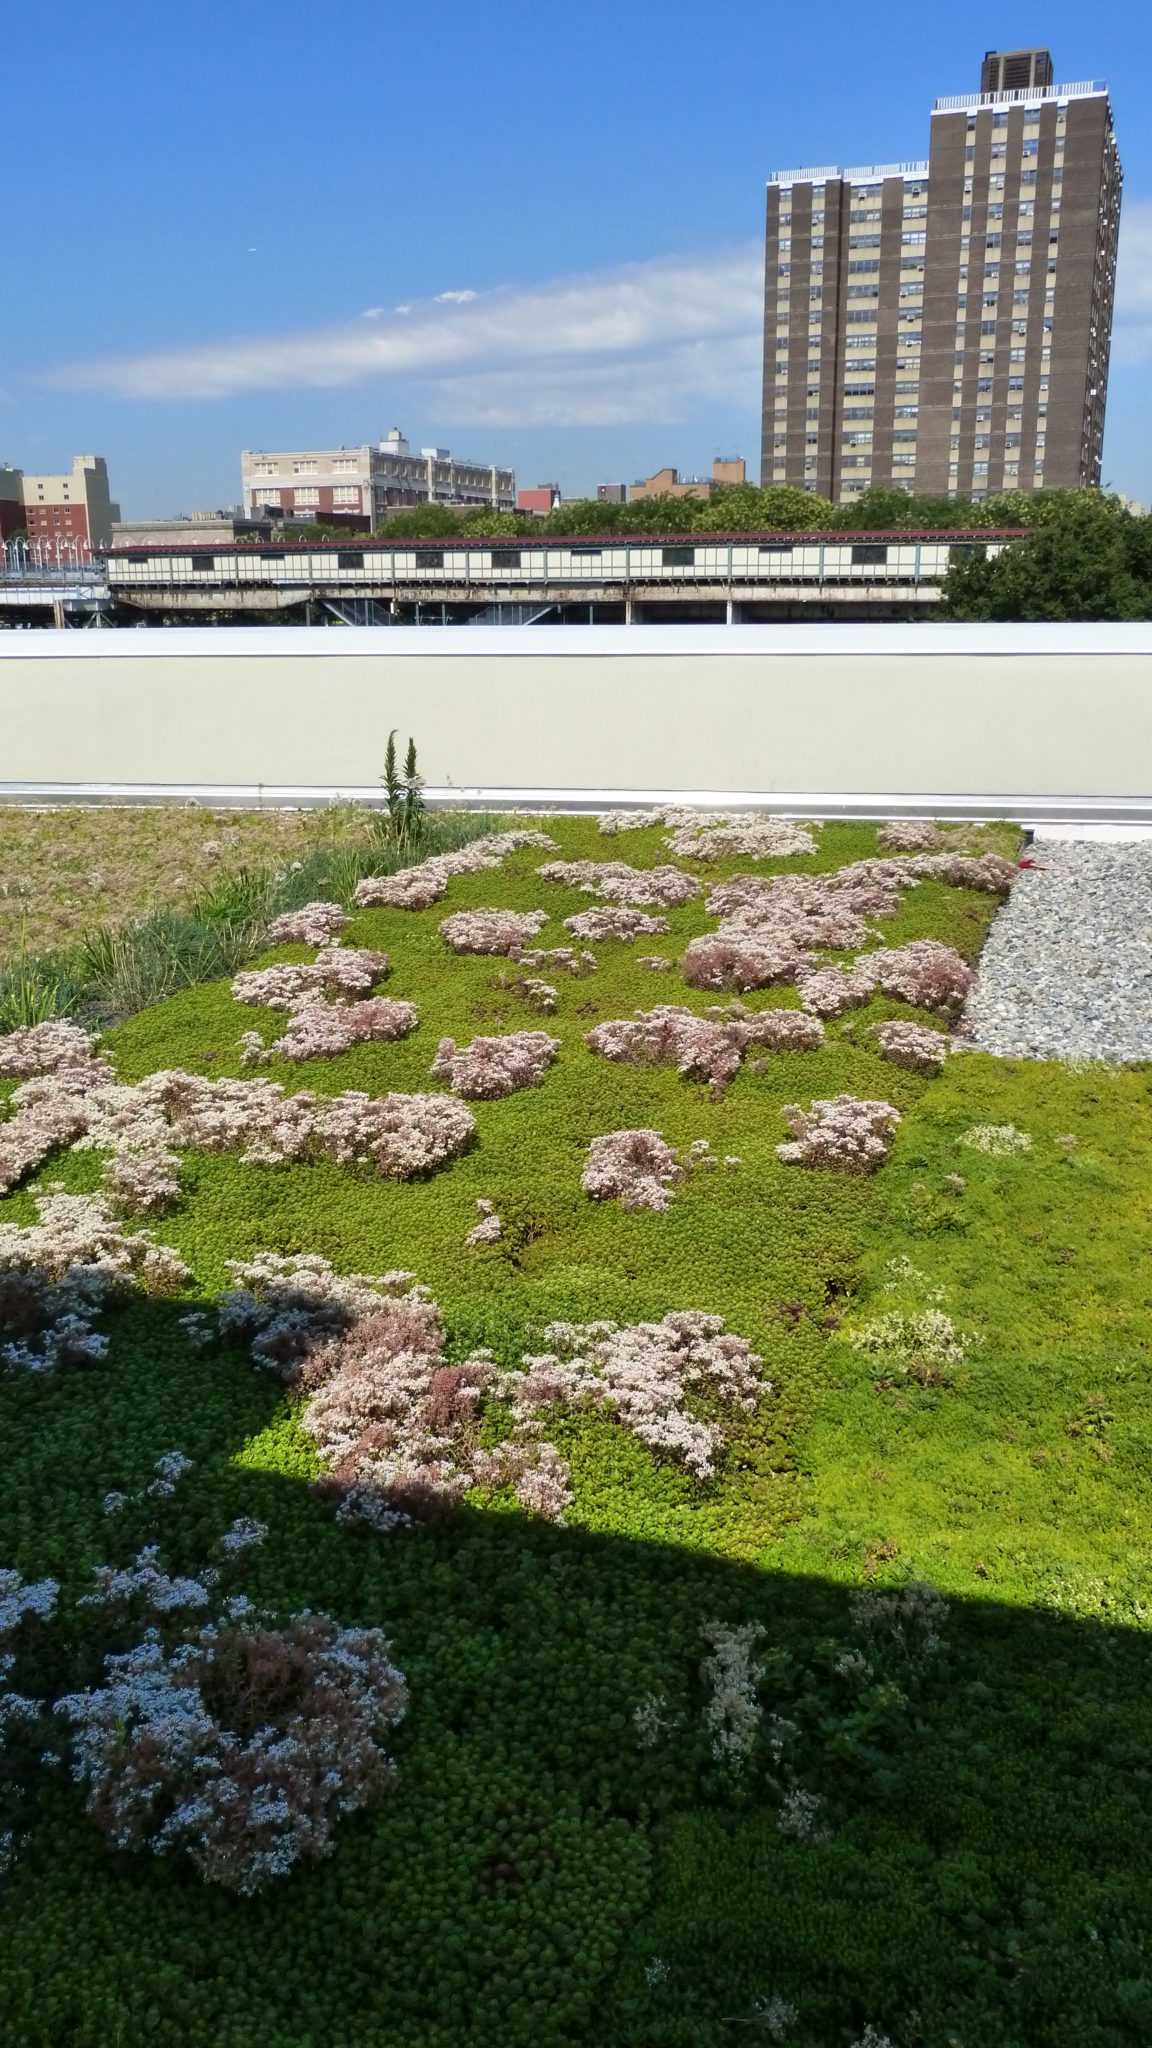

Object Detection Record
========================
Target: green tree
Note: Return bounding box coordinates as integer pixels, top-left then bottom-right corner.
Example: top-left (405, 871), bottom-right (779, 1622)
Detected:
top-left (698, 482), bottom-right (831, 531)
top-left (940, 492), bottom-right (1152, 619)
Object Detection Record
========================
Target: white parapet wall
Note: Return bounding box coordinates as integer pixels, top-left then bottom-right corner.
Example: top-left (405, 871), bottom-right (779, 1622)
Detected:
top-left (2, 622), bottom-right (1151, 818)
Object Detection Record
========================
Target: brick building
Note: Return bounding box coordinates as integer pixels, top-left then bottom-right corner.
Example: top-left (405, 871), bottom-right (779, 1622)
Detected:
top-left (628, 457), bottom-right (747, 503)
top-left (761, 50), bottom-right (1121, 499)
top-left (1, 456), bottom-right (119, 554)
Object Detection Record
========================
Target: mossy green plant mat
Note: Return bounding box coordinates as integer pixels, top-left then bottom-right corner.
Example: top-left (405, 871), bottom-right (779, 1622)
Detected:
top-left (7, 815), bottom-right (1152, 2048)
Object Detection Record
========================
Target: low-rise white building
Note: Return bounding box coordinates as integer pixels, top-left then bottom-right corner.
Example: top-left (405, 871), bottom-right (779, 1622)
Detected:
top-left (241, 429), bottom-right (515, 526)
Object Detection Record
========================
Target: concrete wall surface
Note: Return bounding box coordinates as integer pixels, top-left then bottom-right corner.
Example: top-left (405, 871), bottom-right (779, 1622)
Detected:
top-left (1, 624), bottom-right (1150, 813)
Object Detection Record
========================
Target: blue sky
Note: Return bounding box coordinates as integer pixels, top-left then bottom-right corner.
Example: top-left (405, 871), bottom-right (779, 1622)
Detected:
top-left (5, 0), bottom-right (1151, 513)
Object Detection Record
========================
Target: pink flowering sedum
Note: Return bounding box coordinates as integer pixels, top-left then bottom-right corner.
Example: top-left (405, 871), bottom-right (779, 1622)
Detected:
top-left (232, 949), bottom-right (389, 1010)
top-left (876, 821), bottom-right (949, 853)
top-left (706, 873), bottom-right (876, 951)
top-left (266, 997), bottom-right (418, 1062)
top-left (870, 1019), bottom-right (950, 1074)
top-left (861, 940), bottom-right (976, 1018)
top-left (777, 1095), bottom-right (901, 1173)
top-left (588, 1003), bottom-right (824, 1092)
top-left (439, 908), bottom-right (549, 955)
top-left (925, 852), bottom-right (1017, 895)
top-left (563, 907), bottom-right (669, 942)
top-left (681, 932), bottom-right (812, 994)
top-left (102, 1146), bottom-right (183, 1216)
top-left (0, 1019), bottom-right (102, 1078)
top-left (587, 1006), bottom-right (743, 1089)
top-left (582, 1129), bottom-right (683, 1211)
top-left (799, 966), bottom-right (877, 1018)
top-left (730, 1007), bottom-right (825, 1052)
top-left (265, 901), bottom-right (348, 947)
top-left (430, 1030), bottom-right (560, 1099)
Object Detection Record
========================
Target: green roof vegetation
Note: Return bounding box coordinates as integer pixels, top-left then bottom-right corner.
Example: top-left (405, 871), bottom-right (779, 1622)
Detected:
top-left (3, 812), bottom-right (1151, 2046)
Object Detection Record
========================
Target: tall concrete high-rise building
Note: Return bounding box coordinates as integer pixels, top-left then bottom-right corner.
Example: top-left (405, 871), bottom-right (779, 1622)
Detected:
top-left (761, 51), bottom-right (1122, 501)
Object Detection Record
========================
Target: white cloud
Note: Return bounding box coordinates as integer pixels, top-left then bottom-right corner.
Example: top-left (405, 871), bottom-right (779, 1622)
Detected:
top-left (41, 247), bottom-right (765, 425)
top-left (1113, 196), bottom-right (1152, 366)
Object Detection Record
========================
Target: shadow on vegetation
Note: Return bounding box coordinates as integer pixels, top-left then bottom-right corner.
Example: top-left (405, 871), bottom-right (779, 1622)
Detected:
top-left (3, 1296), bottom-right (1152, 2048)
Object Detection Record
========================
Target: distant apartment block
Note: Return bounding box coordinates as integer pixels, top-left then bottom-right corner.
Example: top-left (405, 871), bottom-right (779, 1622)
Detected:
top-left (596, 483), bottom-right (628, 504)
top-left (241, 428), bottom-right (515, 525)
top-left (761, 49), bottom-right (1122, 499)
top-left (0, 455), bottom-right (120, 551)
top-left (629, 457), bottom-right (746, 503)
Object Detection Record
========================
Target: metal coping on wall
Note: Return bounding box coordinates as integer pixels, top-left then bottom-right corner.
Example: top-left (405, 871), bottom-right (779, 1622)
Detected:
top-left (3, 784), bottom-right (1152, 826)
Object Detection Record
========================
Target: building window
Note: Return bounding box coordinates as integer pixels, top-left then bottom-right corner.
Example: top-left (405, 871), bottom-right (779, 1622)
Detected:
top-left (293, 460), bottom-right (318, 477)
top-left (294, 488), bottom-right (320, 506)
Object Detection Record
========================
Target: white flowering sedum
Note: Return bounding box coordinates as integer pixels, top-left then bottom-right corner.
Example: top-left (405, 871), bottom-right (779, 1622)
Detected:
top-left (563, 907), bottom-right (670, 942)
top-left (501, 1312), bottom-right (765, 1482)
top-left (2, 1064), bottom-right (475, 1191)
top-left (664, 816), bottom-right (818, 861)
top-left (588, 1007), bottom-right (745, 1089)
top-left (961, 1123), bottom-right (1033, 1156)
top-left (259, 997), bottom-right (418, 1063)
top-left (515, 945), bottom-right (597, 977)
top-left (214, 1252), bottom-right (425, 1378)
top-left (538, 859), bottom-right (699, 907)
top-left (0, 1568), bottom-right (60, 1635)
top-left (353, 831), bottom-right (557, 910)
top-left (101, 1145), bottom-right (183, 1216)
top-left (700, 1619), bottom-right (766, 1764)
top-left (466, 1199), bottom-right (503, 1246)
top-left (1, 1191), bottom-right (190, 1376)
top-left (232, 948), bottom-right (390, 1009)
top-left (587, 1001), bottom-right (820, 1091)
top-left (56, 1615), bottom-right (407, 1894)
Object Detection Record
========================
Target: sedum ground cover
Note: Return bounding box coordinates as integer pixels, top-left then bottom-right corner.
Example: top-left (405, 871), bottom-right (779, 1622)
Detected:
top-left (3, 814), bottom-right (1152, 2048)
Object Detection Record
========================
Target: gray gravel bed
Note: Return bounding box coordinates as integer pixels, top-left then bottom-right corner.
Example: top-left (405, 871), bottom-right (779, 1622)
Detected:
top-left (960, 840), bottom-right (1152, 1064)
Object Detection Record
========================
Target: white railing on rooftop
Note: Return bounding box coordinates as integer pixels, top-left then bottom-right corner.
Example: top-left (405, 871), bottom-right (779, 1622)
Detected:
top-left (933, 80), bottom-right (1107, 112)
top-left (770, 160), bottom-right (928, 186)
